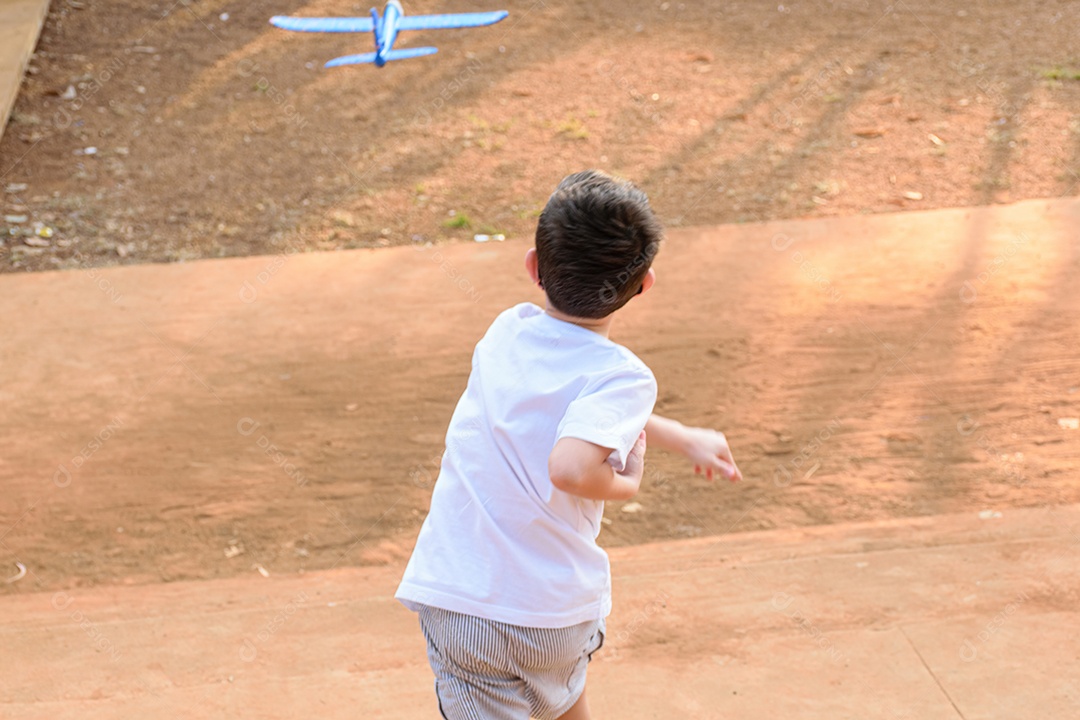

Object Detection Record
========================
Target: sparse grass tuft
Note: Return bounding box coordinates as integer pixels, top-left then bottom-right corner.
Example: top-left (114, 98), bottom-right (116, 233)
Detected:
top-left (514, 205), bottom-right (542, 220)
top-left (556, 116), bottom-right (589, 140)
top-left (1041, 66), bottom-right (1080, 81)
top-left (442, 213), bottom-right (472, 229)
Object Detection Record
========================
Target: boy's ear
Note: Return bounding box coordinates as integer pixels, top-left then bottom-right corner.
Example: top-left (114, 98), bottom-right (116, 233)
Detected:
top-left (525, 248), bottom-right (542, 288)
top-left (639, 267), bottom-right (656, 295)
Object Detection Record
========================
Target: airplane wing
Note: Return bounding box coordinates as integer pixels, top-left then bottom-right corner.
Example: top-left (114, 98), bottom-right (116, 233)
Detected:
top-left (326, 47), bottom-right (439, 67)
top-left (397, 11), bottom-right (508, 31)
top-left (269, 16), bottom-right (376, 33)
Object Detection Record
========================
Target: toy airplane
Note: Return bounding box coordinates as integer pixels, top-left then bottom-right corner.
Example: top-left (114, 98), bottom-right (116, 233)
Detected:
top-left (270, 0), bottom-right (509, 68)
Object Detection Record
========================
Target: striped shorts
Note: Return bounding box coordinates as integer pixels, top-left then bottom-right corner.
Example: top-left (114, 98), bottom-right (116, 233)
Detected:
top-left (417, 604), bottom-right (606, 720)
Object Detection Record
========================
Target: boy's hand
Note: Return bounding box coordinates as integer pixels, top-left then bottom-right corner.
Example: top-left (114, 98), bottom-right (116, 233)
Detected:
top-left (681, 426), bottom-right (742, 483)
top-left (644, 414), bottom-right (743, 483)
top-left (621, 430), bottom-right (648, 484)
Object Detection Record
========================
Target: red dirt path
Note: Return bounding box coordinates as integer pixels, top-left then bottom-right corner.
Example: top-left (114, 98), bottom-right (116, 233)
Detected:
top-left (1, 197), bottom-right (1077, 594)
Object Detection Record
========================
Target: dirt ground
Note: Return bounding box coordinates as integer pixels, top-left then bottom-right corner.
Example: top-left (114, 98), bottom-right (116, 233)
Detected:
top-left (1, 0), bottom-right (1080, 595)
top-left (3, 0), bottom-right (1080, 272)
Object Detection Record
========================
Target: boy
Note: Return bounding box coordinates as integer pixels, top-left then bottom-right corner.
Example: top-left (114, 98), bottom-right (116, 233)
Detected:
top-left (396, 170), bottom-right (742, 720)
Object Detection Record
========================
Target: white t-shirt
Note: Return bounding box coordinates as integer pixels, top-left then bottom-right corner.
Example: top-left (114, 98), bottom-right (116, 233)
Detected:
top-left (395, 302), bottom-right (658, 628)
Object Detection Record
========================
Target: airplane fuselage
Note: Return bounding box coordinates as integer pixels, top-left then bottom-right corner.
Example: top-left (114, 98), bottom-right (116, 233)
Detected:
top-left (372, 0), bottom-right (404, 66)
top-left (269, 2), bottom-right (508, 68)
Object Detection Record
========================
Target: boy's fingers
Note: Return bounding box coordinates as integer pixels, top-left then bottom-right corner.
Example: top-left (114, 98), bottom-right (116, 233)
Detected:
top-left (713, 457), bottom-right (741, 482)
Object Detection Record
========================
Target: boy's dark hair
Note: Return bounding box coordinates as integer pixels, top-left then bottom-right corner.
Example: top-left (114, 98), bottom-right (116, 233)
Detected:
top-left (534, 170), bottom-right (663, 319)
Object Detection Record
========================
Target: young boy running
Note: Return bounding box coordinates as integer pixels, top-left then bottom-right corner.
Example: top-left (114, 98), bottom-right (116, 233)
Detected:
top-left (396, 170), bottom-right (743, 720)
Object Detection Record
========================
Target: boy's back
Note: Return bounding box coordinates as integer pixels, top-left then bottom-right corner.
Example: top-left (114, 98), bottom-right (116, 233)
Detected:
top-left (395, 170), bottom-right (740, 720)
top-left (396, 301), bottom-right (657, 628)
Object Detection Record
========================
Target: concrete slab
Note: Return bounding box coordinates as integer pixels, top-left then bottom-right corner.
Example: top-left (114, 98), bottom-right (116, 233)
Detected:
top-left (0, 0), bottom-right (50, 142)
top-left (903, 613), bottom-right (1080, 720)
top-left (1, 504), bottom-right (1077, 719)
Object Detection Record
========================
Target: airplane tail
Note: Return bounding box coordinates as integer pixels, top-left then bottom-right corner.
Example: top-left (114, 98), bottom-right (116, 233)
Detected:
top-left (325, 46), bottom-right (438, 67)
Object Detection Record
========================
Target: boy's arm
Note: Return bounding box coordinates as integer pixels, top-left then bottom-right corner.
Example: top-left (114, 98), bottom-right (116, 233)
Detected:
top-left (645, 413), bottom-right (743, 482)
top-left (549, 432), bottom-right (647, 501)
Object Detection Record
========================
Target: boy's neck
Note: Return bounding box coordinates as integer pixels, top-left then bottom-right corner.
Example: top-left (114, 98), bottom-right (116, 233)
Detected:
top-left (543, 303), bottom-right (613, 338)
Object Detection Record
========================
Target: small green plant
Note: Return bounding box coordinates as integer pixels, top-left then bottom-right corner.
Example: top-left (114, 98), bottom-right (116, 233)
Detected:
top-left (442, 213), bottom-right (472, 229)
top-left (556, 116), bottom-right (589, 140)
top-left (1040, 66), bottom-right (1080, 81)
top-left (514, 205), bottom-right (542, 219)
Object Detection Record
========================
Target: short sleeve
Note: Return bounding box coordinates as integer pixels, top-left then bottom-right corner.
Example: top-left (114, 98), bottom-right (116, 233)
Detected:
top-left (555, 366), bottom-right (658, 472)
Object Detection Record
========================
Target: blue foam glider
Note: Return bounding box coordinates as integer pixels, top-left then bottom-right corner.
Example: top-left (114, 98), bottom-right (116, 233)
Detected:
top-left (270, 0), bottom-right (508, 68)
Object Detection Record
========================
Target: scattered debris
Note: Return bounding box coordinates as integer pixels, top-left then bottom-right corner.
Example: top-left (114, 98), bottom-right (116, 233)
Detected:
top-left (60, 85), bottom-right (77, 101)
top-left (219, 12), bottom-right (230, 21)
top-left (903, 191), bottom-right (924, 200)
top-left (224, 544), bottom-right (244, 558)
top-left (600, 517), bottom-right (612, 526)
top-left (621, 502), bottom-right (643, 514)
top-left (802, 461), bottom-right (821, 480)
top-left (853, 126), bottom-right (885, 138)
top-left (928, 133), bottom-right (945, 146)
top-left (254, 564), bottom-right (270, 578)
top-left (978, 510), bottom-right (1003, 520)
top-left (4, 183), bottom-right (28, 194)
top-left (473, 234), bottom-right (505, 242)
top-left (23, 236), bottom-right (50, 248)
top-left (1058, 417), bottom-right (1079, 430)
top-left (5, 562), bottom-right (27, 584)
top-left (345, 403), bottom-right (359, 411)
top-left (4, 214), bottom-right (28, 224)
